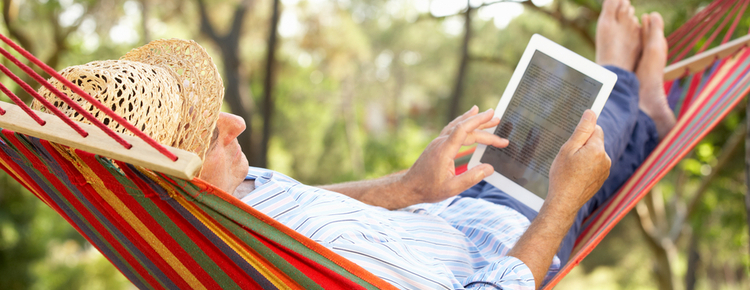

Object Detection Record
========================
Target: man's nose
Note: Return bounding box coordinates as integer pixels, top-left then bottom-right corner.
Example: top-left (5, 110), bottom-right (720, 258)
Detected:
top-left (218, 112), bottom-right (246, 140)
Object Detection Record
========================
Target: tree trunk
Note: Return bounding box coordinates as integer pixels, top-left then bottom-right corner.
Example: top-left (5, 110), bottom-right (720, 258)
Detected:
top-left (685, 234), bottom-right (700, 290)
top-left (446, 3), bottom-right (472, 123)
top-left (197, 0), bottom-right (257, 165)
top-left (636, 196), bottom-right (677, 290)
top-left (259, 0), bottom-right (281, 168)
top-left (140, 0), bottom-right (150, 44)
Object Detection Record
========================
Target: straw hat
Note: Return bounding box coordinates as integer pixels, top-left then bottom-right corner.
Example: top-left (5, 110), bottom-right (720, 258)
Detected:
top-left (31, 39), bottom-right (224, 160)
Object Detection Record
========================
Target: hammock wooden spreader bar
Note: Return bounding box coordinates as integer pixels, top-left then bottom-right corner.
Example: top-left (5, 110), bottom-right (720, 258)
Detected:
top-left (664, 34), bottom-right (750, 81)
top-left (0, 33), bottom-right (179, 161)
top-left (0, 100), bottom-right (202, 179)
top-left (0, 35), bottom-right (202, 179)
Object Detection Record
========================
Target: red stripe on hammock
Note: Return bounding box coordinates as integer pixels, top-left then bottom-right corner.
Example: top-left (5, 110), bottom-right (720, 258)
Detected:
top-left (141, 187), bottom-right (259, 288)
top-left (72, 154), bottom-right (199, 290)
top-left (110, 163), bottom-right (227, 289)
top-left (455, 164), bottom-right (468, 175)
top-left (122, 163), bottom-right (283, 288)
top-left (678, 71), bottom-right (704, 118)
top-left (196, 178), bottom-right (400, 290)
top-left (254, 231), bottom-right (368, 290)
top-left (2, 135), bottom-right (164, 288)
top-left (0, 131), bottom-right (57, 207)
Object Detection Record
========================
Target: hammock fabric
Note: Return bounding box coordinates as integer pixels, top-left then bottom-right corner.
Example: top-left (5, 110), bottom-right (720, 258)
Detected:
top-left (1, 0), bottom-right (749, 288)
top-left (0, 133), bottom-right (394, 290)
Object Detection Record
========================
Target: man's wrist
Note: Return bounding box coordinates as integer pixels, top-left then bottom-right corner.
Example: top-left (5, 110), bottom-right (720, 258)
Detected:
top-left (539, 192), bottom-right (581, 224)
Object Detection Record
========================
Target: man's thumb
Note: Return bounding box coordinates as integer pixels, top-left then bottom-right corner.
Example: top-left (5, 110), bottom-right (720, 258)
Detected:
top-left (567, 110), bottom-right (597, 148)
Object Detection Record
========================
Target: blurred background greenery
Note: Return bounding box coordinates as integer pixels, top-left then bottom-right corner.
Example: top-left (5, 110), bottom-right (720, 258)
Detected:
top-left (0, 0), bottom-right (747, 289)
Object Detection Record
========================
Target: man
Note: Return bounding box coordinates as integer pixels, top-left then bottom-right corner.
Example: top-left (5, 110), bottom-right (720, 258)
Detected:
top-left (39, 0), bottom-right (673, 288)
top-left (200, 0), bottom-right (674, 288)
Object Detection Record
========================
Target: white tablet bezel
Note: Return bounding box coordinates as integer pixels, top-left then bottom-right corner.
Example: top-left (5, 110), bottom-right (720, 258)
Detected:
top-left (467, 34), bottom-right (617, 212)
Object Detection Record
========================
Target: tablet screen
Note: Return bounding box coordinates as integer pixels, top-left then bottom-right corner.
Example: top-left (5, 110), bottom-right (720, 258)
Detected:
top-left (479, 50), bottom-right (603, 199)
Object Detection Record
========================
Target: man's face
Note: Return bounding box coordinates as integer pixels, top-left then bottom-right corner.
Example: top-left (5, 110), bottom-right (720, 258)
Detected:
top-left (198, 112), bottom-right (249, 194)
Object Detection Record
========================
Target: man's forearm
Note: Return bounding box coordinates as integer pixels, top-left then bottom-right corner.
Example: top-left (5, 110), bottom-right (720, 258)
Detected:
top-left (319, 172), bottom-right (416, 210)
top-left (508, 198), bottom-right (578, 289)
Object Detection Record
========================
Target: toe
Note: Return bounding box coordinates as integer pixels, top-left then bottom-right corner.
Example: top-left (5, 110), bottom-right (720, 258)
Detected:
top-left (641, 14), bottom-right (650, 39)
top-left (649, 12), bottom-right (664, 32)
top-left (617, 0), bottom-right (632, 21)
top-left (601, 0), bottom-right (621, 19)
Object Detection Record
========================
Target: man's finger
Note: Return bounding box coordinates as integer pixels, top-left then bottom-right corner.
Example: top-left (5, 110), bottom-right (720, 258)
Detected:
top-left (447, 164), bottom-right (494, 194)
top-left (467, 130), bottom-right (508, 148)
top-left (444, 109), bottom-right (495, 153)
top-left (477, 117), bottom-right (501, 131)
top-left (442, 106), bottom-right (479, 136)
top-left (589, 125), bottom-right (605, 148)
top-left (566, 110), bottom-right (597, 149)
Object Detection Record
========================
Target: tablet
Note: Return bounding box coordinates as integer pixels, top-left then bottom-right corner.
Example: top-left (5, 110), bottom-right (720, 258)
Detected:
top-left (467, 34), bottom-right (617, 212)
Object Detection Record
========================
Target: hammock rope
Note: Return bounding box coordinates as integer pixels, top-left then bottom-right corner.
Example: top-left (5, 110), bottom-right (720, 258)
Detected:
top-left (0, 33), bottom-right (177, 160)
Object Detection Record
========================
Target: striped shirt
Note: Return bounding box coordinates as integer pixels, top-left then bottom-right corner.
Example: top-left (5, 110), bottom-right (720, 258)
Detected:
top-left (241, 167), bottom-right (560, 289)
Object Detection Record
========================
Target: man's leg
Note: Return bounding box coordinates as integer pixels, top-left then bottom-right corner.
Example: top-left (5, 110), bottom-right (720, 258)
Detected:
top-left (556, 13), bottom-right (673, 263)
top-left (461, 0), bottom-right (677, 265)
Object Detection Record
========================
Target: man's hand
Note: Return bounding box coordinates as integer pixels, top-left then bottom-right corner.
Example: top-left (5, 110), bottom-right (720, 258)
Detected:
top-left (399, 106), bottom-right (508, 205)
top-left (547, 109), bottom-right (612, 217)
top-left (320, 106), bottom-right (507, 209)
top-left (508, 110), bottom-right (611, 289)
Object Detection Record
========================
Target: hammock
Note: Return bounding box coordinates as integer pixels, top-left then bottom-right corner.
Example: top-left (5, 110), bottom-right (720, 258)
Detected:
top-left (1, 0), bottom-right (748, 288)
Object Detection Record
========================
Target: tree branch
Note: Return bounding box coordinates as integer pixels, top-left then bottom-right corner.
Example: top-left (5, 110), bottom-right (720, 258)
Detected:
top-left (227, 0), bottom-right (252, 43)
top-left (635, 200), bottom-right (663, 250)
top-left (2, 0), bottom-right (34, 56)
top-left (446, 1), bottom-right (472, 122)
top-left (194, 0), bottom-right (257, 166)
top-left (46, 5), bottom-right (87, 70)
top-left (196, 0), bottom-right (220, 43)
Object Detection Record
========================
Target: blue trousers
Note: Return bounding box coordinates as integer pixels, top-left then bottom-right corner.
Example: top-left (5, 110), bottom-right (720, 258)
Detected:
top-left (459, 66), bottom-right (660, 265)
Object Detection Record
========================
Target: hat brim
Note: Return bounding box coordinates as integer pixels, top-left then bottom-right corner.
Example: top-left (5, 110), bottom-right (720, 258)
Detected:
top-left (121, 39), bottom-right (224, 161)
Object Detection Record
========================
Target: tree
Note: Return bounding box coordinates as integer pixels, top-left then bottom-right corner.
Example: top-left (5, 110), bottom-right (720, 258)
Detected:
top-left (260, 0), bottom-right (280, 168)
top-left (196, 0), bottom-right (258, 165)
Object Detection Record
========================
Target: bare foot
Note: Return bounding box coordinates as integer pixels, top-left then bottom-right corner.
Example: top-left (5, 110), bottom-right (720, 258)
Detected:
top-left (636, 12), bottom-right (675, 139)
top-left (596, 0), bottom-right (642, 71)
